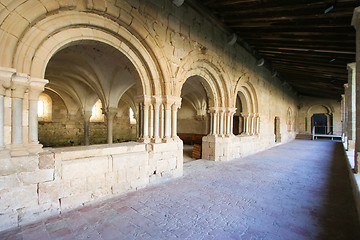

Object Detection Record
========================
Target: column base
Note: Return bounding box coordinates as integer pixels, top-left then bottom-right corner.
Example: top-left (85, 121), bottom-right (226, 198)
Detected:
top-left (162, 137), bottom-right (173, 143)
top-left (10, 144), bottom-right (29, 157)
top-left (151, 137), bottom-right (162, 143)
top-left (138, 137), bottom-right (150, 143)
top-left (171, 136), bottom-right (181, 142)
top-left (27, 142), bottom-right (43, 154)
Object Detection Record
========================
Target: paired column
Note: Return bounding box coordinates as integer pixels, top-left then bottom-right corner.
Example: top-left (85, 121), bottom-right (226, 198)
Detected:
top-left (137, 95), bottom-right (181, 143)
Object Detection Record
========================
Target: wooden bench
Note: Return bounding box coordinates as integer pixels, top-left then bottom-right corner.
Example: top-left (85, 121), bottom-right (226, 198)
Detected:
top-left (178, 133), bottom-right (205, 145)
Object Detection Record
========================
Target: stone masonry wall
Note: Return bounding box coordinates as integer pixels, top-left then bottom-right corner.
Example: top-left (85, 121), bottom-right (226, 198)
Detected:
top-left (0, 141), bottom-right (182, 231)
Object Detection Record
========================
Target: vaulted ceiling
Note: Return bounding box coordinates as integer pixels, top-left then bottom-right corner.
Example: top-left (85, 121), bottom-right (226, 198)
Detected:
top-left (189, 0), bottom-right (359, 99)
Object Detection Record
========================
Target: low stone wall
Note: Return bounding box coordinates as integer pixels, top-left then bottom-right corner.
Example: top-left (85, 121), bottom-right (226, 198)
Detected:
top-left (202, 133), bottom-right (296, 161)
top-left (0, 141), bottom-right (183, 231)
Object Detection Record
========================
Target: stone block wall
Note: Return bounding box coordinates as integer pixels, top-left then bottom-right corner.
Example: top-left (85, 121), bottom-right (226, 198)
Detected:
top-left (0, 141), bottom-right (183, 231)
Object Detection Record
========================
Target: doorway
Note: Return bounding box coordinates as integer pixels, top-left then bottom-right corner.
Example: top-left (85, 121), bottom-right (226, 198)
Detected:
top-left (311, 114), bottom-right (328, 134)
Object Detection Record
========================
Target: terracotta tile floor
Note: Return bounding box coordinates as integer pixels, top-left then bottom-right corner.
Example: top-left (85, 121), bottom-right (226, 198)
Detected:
top-left (1, 140), bottom-right (359, 239)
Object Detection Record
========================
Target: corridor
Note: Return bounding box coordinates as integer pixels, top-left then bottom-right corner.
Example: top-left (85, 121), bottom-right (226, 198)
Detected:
top-left (1, 140), bottom-right (359, 240)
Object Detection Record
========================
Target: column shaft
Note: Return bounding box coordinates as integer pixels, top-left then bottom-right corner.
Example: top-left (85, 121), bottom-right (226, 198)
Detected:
top-left (28, 100), bottom-right (38, 142)
top-left (12, 98), bottom-right (22, 144)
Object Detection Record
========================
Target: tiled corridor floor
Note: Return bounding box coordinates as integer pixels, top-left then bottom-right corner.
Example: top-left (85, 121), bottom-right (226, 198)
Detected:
top-left (1, 140), bottom-right (359, 239)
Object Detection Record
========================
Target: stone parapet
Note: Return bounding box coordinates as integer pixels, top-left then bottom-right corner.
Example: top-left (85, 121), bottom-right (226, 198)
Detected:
top-left (0, 141), bottom-right (183, 231)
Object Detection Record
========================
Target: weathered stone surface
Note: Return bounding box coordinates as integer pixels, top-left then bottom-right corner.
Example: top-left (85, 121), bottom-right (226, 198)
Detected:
top-left (19, 169), bottom-right (54, 184)
top-left (61, 156), bottom-right (110, 180)
top-left (0, 155), bottom-right (38, 175)
top-left (0, 174), bottom-right (21, 190)
top-left (0, 185), bottom-right (38, 211)
top-left (60, 192), bottom-right (92, 211)
top-left (38, 152), bottom-right (55, 169)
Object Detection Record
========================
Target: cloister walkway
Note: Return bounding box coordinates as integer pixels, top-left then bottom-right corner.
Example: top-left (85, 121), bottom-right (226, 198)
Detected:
top-left (1, 140), bottom-right (359, 240)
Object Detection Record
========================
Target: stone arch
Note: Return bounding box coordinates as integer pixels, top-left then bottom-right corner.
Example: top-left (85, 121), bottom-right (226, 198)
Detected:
top-left (233, 79), bottom-right (259, 113)
top-left (307, 104), bottom-right (333, 115)
top-left (306, 104), bottom-right (334, 134)
top-left (233, 78), bottom-right (260, 135)
top-left (6, 11), bottom-right (169, 97)
top-left (175, 52), bottom-right (231, 108)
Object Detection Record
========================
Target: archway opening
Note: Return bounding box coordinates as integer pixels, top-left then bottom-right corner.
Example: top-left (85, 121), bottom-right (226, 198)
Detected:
top-left (178, 76), bottom-right (212, 162)
top-left (41, 40), bottom-right (141, 147)
top-left (311, 114), bottom-right (328, 134)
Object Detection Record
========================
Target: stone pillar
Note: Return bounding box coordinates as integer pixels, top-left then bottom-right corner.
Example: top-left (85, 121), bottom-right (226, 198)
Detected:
top-left (219, 109), bottom-right (224, 137)
top-left (152, 96), bottom-right (162, 143)
top-left (249, 113), bottom-right (255, 135)
top-left (255, 114), bottom-right (260, 135)
top-left (149, 104), bottom-right (154, 139)
top-left (171, 99), bottom-right (181, 141)
top-left (82, 110), bottom-right (92, 146)
top-left (351, 7), bottom-right (360, 172)
top-left (10, 73), bottom-right (29, 156)
top-left (136, 96), bottom-right (151, 143)
top-left (137, 102), bottom-right (143, 139)
top-left (209, 110), bottom-right (213, 135)
top-left (0, 67), bottom-right (14, 157)
top-left (347, 63), bottom-right (356, 149)
top-left (163, 97), bottom-right (173, 142)
top-left (27, 78), bottom-right (48, 153)
top-left (209, 108), bottom-right (218, 136)
top-left (104, 108), bottom-right (118, 144)
top-left (242, 113), bottom-right (249, 135)
top-left (226, 108), bottom-right (236, 137)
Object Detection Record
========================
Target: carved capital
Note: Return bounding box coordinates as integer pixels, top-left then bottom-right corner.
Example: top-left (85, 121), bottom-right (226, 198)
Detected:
top-left (11, 73), bottom-right (29, 99)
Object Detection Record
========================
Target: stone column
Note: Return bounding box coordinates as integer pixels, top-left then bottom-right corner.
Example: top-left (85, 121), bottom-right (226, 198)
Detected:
top-left (136, 96), bottom-right (151, 143)
top-left (10, 73), bottom-right (29, 156)
top-left (82, 110), bottom-right (92, 146)
top-left (219, 109), bottom-right (224, 137)
top-left (255, 114), bottom-right (260, 135)
top-left (249, 113), bottom-right (255, 135)
top-left (163, 97), bottom-right (173, 142)
top-left (137, 102), bottom-right (143, 139)
top-left (226, 108), bottom-right (236, 137)
top-left (104, 107), bottom-right (118, 144)
top-left (352, 7), bottom-right (360, 172)
top-left (209, 108), bottom-right (218, 136)
top-left (209, 110), bottom-right (213, 135)
top-left (347, 63), bottom-right (356, 149)
top-left (152, 96), bottom-right (162, 143)
top-left (0, 67), bottom-right (14, 157)
top-left (344, 83), bottom-right (349, 147)
top-left (230, 112), bottom-right (235, 135)
top-left (242, 113), bottom-right (249, 135)
top-left (27, 78), bottom-right (48, 153)
top-left (171, 99), bottom-right (181, 141)
top-left (149, 104), bottom-right (154, 139)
